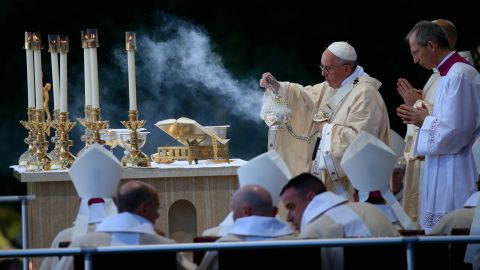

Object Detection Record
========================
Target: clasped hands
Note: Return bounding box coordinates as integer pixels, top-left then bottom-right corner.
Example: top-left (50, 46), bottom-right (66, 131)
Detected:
top-left (396, 78), bottom-right (428, 127)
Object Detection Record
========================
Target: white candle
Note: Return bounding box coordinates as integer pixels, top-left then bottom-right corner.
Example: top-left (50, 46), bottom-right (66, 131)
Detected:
top-left (51, 52), bottom-right (60, 110)
top-left (81, 31), bottom-right (92, 107)
top-left (26, 49), bottom-right (35, 108)
top-left (33, 49), bottom-right (43, 110)
top-left (83, 48), bottom-right (92, 106)
top-left (87, 29), bottom-right (100, 109)
top-left (60, 53), bottom-right (67, 112)
top-left (90, 47), bottom-right (99, 108)
top-left (127, 50), bottom-right (137, 110)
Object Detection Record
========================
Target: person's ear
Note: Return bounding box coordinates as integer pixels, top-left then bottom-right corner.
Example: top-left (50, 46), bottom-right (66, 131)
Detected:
top-left (137, 201), bottom-right (148, 216)
top-left (272, 206), bottom-right (279, 217)
top-left (243, 205), bottom-right (252, 216)
top-left (426, 40), bottom-right (436, 51)
top-left (306, 191), bottom-right (316, 202)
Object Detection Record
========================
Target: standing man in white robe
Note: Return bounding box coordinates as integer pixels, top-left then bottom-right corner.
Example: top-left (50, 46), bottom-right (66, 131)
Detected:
top-left (397, 19), bottom-right (473, 223)
top-left (260, 42), bottom-right (390, 201)
top-left (199, 184), bottom-right (294, 270)
top-left (397, 20), bottom-right (480, 233)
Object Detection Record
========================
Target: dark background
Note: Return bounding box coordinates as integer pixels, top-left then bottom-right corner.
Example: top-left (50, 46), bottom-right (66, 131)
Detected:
top-left (0, 0), bottom-right (479, 199)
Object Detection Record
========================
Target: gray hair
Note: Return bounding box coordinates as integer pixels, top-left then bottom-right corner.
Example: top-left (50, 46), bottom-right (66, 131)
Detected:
top-left (406, 20), bottom-right (450, 49)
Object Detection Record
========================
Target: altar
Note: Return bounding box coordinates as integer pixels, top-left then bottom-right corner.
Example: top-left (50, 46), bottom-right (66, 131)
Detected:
top-left (12, 159), bottom-right (245, 249)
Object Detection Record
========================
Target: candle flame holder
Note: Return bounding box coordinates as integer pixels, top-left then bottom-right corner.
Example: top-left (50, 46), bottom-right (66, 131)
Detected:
top-left (120, 110), bottom-right (150, 167)
top-left (26, 108), bottom-right (51, 171)
top-left (86, 29), bottom-right (99, 48)
top-left (18, 107), bottom-right (37, 166)
top-left (51, 112), bottom-right (76, 169)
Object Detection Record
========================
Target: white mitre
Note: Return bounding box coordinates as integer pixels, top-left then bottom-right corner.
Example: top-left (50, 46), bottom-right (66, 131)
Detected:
top-left (238, 150), bottom-right (291, 205)
top-left (340, 131), bottom-right (416, 229)
top-left (327, 41), bottom-right (357, 61)
top-left (68, 143), bottom-right (123, 239)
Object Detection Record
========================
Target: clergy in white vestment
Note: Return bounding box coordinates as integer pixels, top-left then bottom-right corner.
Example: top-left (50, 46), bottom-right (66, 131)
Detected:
top-left (341, 131), bottom-right (418, 231)
top-left (40, 144), bottom-right (120, 270)
top-left (280, 172), bottom-right (399, 270)
top-left (260, 42), bottom-right (390, 201)
top-left (397, 19), bottom-right (474, 223)
top-left (397, 20), bottom-right (480, 233)
top-left (199, 184), bottom-right (295, 270)
top-left (55, 160), bottom-right (195, 270)
top-left (201, 151), bottom-right (291, 237)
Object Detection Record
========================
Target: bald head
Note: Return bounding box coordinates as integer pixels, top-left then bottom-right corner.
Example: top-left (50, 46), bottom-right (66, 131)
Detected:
top-left (117, 180), bottom-right (159, 223)
top-left (231, 185), bottom-right (275, 221)
top-left (432, 19), bottom-right (457, 49)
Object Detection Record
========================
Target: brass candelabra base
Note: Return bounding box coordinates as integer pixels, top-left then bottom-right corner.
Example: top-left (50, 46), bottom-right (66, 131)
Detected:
top-left (27, 151), bottom-right (51, 171)
top-left (26, 109), bottom-right (51, 171)
top-left (121, 150), bottom-right (150, 167)
top-left (120, 110), bottom-right (150, 167)
top-left (49, 110), bottom-right (61, 159)
top-left (19, 132), bottom-right (36, 166)
top-left (77, 105), bottom-right (93, 156)
top-left (19, 108), bottom-right (36, 166)
top-left (51, 112), bottom-right (76, 170)
top-left (51, 151), bottom-right (76, 170)
top-left (85, 107), bottom-right (108, 146)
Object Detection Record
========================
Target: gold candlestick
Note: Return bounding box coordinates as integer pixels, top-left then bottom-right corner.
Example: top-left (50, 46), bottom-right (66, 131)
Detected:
top-left (77, 105), bottom-right (93, 156)
top-left (120, 110), bottom-right (150, 167)
top-left (19, 107), bottom-right (37, 166)
top-left (27, 108), bottom-right (51, 171)
top-left (85, 107), bottom-right (108, 146)
top-left (51, 112), bottom-right (76, 169)
top-left (48, 109), bottom-right (61, 159)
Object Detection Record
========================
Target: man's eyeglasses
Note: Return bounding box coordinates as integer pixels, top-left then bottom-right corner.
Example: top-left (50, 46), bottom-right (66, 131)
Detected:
top-left (319, 64), bottom-right (348, 73)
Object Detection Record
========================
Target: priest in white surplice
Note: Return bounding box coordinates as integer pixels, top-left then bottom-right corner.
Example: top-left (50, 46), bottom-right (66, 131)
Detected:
top-left (396, 19), bottom-right (474, 223)
top-left (397, 20), bottom-right (480, 232)
top-left (260, 42), bottom-right (390, 200)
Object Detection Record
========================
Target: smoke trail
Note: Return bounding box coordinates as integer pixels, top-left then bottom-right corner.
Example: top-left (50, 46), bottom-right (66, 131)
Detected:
top-left (114, 14), bottom-right (263, 122)
top-left (57, 12), bottom-right (268, 159)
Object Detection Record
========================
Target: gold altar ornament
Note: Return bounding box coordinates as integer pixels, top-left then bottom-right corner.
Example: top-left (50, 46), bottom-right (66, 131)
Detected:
top-left (50, 111), bottom-right (76, 170)
top-left (120, 110), bottom-right (150, 167)
top-left (27, 84), bottom-right (52, 171)
top-left (153, 117), bottom-right (230, 164)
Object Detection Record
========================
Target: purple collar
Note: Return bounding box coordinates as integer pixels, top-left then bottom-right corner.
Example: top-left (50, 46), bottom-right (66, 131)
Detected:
top-left (438, 52), bottom-right (470, 76)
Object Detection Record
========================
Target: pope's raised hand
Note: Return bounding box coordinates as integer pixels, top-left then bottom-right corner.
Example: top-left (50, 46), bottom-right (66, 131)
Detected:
top-left (259, 72), bottom-right (280, 93)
